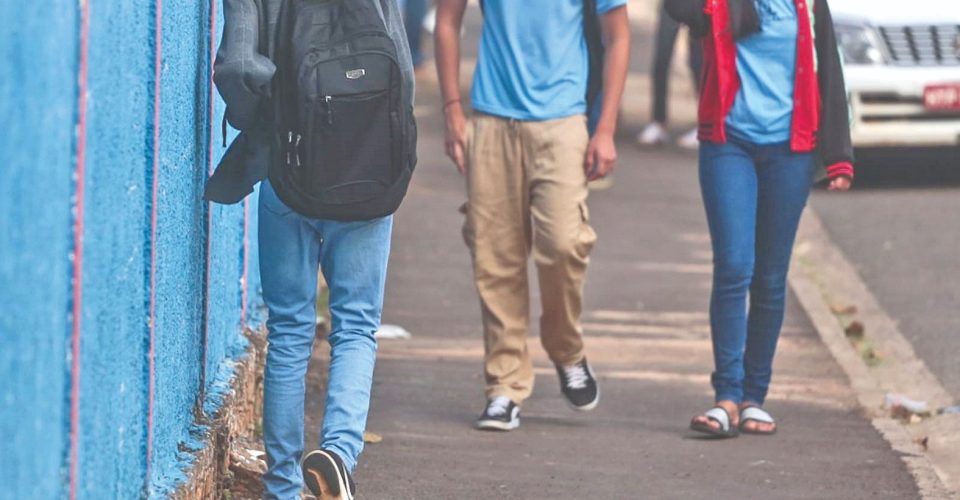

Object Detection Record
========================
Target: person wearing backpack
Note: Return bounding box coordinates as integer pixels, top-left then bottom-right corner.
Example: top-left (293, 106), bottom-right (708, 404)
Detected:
top-left (435, 0), bottom-right (630, 431)
top-left (208, 0), bottom-right (416, 498)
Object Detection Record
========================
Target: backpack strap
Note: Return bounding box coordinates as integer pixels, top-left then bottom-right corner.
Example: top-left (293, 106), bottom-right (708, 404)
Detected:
top-left (272, 0), bottom-right (296, 135)
top-left (582, 0), bottom-right (604, 115)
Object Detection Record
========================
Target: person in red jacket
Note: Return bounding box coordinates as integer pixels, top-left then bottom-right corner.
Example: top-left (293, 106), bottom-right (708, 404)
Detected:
top-left (666, 0), bottom-right (853, 437)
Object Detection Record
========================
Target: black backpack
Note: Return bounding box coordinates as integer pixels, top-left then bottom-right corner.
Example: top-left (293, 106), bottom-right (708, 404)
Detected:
top-left (268, 0), bottom-right (416, 221)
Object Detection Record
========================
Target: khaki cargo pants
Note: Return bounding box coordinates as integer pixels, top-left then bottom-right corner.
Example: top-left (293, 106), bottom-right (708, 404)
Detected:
top-left (463, 113), bottom-right (597, 403)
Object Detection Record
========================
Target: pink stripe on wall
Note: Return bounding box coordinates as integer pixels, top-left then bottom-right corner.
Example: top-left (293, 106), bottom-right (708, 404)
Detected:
top-left (145, 0), bottom-right (163, 484)
top-left (69, 0), bottom-right (91, 498)
top-left (241, 198), bottom-right (249, 325)
top-left (200, 0), bottom-right (218, 392)
top-left (208, 0), bottom-right (217, 175)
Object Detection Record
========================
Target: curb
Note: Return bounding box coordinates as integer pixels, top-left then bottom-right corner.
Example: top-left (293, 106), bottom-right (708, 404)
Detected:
top-left (789, 208), bottom-right (959, 499)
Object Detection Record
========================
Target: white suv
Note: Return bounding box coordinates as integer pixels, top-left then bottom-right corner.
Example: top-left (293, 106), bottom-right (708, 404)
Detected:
top-left (831, 0), bottom-right (960, 150)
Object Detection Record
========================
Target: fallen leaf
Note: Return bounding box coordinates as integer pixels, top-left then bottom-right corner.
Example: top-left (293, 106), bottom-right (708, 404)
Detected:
top-left (845, 320), bottom-right (865, 340)
top-left (363, 431), bottom-right (383, 444)
top-left (831, 304), bottom-right (858, 315)
top-left (862, 346), bottom-right (883, 366)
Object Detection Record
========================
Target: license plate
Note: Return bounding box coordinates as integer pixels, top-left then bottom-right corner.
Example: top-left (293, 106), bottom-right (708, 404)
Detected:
top-left (923, 83), bottom-right (960, 111)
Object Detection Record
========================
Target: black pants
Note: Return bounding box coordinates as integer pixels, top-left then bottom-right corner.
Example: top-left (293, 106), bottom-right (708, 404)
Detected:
top-left (652, 2), bottom-right (703, 124)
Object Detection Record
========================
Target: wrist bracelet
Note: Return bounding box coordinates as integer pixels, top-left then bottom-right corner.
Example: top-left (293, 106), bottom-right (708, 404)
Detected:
top-left (443, 99), bottom-right (461, 112)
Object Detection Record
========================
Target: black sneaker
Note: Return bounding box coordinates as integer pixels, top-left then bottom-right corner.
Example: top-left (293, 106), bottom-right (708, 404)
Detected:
top-left (301, 449), bottom-right (356, 500)
top-left (475, 396), bottom-right (520, 431)
top-left (556, 357), bottom-right (600, 411)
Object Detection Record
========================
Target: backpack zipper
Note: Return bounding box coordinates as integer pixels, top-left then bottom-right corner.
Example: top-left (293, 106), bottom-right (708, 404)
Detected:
top-left (321, 89), bottom-right (389, 126)
top-left (294, 133), bottom-right (302, 167)
top-left (286, 131), bottom-right (303, 167)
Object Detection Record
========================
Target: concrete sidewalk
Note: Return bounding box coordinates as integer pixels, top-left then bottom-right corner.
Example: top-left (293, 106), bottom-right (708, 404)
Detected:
top-left (302, 4), bottom-right (921, 498)
top-left (303, 89), bottom-right (920, 500)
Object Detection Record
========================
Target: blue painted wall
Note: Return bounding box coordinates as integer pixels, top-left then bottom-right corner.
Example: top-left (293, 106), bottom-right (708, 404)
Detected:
top-left (0, 2), bottom-right (78, 499)
top-left (0, 1), bottom-right (262, 498)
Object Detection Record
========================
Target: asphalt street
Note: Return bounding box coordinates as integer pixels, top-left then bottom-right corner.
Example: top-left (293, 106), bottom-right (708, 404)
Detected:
top-left (812, 149), bottom-right (960, 401)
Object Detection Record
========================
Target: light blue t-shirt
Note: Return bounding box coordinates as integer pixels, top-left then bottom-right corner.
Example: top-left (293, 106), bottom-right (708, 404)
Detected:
top-left (726, 0), bottom-right (798, 144)
top-left (471, 0), bottom-right (627, 121)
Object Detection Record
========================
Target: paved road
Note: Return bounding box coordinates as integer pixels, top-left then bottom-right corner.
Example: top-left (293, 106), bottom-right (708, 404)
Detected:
top-left (303, 62), bottom-right (918, 500)
top-left (305, 87), bottom-right (918, 498)
top-left (295, 3), bottom-right (924, 498)
top-left (812, 149), bottom-right (960, 401)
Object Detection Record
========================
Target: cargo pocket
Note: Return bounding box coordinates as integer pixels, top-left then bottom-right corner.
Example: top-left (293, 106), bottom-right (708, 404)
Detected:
top-left (459, 201), bottom-right (475, 251)
top-left (575, 202), bottom-right (597, 259)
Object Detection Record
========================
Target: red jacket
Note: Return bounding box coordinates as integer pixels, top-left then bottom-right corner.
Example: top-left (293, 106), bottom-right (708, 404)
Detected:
top-left (673, 0), bottom-right (854, 179)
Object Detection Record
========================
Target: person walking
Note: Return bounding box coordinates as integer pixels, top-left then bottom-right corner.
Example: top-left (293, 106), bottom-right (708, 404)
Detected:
top-left (636, 0), bottom-right (703, 149)
top-left (666, 0), bottom-right (853, 437)
top-left (398, 0), bottom-right (429, 70)
top-left (208, 0), bottom-right (417, 497)
top-left (434, 0), bottom-right (630, 431)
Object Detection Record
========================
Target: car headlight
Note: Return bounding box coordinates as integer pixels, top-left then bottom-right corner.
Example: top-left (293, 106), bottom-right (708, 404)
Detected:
top-left (834, 23), bottom-right (886, 65)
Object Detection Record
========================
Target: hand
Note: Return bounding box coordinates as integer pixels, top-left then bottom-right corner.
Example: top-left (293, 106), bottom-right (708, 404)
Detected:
top-left (584, 131), bottom-right (617, 181)
top-left (444, 103), bottom-right (468, 174)
top-left (827, 176), bottom-right (852, 192)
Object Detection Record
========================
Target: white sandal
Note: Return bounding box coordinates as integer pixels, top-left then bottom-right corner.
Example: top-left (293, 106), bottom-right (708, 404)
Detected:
top-left (690, 406), bottom-right (740, 438)
top-left (739, 406), bottom-right (777, 435)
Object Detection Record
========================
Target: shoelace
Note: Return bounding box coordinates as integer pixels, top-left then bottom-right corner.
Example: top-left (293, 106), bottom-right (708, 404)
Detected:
top-left (563, 363), bottom-right (589, 390)
top-left (486, 396), bottom-right (512, 417)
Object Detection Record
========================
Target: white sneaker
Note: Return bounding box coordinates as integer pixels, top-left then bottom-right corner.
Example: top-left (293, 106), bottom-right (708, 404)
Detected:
top-left (676, 127), bottom-right (700, 150)
top-left (422, 7), bottom-right (436, 34)
top-left (636, 122), bottom-right (670, 146)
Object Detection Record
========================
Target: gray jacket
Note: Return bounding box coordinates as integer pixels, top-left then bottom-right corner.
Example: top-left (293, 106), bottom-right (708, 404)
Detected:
top-left (204, 0), bottom-right (415, 204)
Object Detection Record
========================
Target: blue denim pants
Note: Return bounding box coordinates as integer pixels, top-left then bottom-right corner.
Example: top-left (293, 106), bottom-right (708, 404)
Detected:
top-left (397, 0), bottom-right (427, 67)
top-left (699, 137), bottom-right (813, 405)
top-left (258, 180), bottom-right (392, 499)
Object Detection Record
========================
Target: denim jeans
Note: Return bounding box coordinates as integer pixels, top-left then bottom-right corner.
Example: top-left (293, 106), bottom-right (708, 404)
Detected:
top-left (398, 0), bottom-right (427, 67)
top-left (258, 180), bottom-right (392, 499)
top-left (699, 137), bottom-right (813, 405)
top-left (652, 1), bottom-right (703, 123)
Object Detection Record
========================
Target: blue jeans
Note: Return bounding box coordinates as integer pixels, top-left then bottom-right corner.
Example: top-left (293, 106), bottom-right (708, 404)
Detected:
top-left (699, 138), bottom-right (813, 405)
top-left (258, 180), bottom-right (392, 499)
top-left (398, 0), bottom-right (427, 67)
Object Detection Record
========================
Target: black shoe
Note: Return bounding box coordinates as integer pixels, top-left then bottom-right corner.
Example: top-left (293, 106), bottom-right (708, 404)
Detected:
top-left (301, 449), bottom-right (356, 500)
top-left (556, 357), bottom-right (600, 411)
top-left (475, 396), bottom-right (520, 431)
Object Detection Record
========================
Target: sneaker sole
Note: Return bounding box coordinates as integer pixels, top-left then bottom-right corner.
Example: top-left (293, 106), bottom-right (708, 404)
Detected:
top-left (566, 387), bottom-right (600, 412)
top-left (301, 450), bottom-right (353, 500)
top-left (475, 418), bottom-right (520, 431)
top-left (476, 407), bottom-right (520, 431)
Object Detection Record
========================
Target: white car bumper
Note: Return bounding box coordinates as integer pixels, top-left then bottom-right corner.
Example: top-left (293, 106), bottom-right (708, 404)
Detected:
top-left (845, 65), bottom-right (960, 148)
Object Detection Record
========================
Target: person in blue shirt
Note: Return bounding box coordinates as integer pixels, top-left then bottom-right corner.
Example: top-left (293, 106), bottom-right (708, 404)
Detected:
top-left (682, 0), bottom-right (853, 438)
top-left (435, 0), bottom-right (630, 431)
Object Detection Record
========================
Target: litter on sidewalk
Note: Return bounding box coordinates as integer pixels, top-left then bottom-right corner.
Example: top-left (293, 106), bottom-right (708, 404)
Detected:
top-left (375, 324), bottom-right (412, 340)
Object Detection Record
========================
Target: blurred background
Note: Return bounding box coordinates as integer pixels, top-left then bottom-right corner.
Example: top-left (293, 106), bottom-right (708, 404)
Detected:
top-left (1, 0), bottom-right (957, 498)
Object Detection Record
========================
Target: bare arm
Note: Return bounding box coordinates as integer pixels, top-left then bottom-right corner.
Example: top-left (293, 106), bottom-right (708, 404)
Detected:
top-left (435, 0), bottom-right (470, 173)
top-left (595, 5), bottom-right (630, 137)
top-left (585, 5), bottom-right (631, 181)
